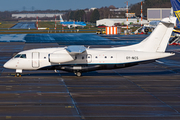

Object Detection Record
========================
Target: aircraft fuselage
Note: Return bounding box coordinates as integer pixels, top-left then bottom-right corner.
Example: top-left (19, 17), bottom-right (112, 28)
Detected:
top-left (4, 47), bottom-right (174, 76)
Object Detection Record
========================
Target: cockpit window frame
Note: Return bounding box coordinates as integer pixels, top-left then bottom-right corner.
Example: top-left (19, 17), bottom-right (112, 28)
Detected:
top-left (14, 54), bottom-right (27, 59)
top-left (20, 54), bottom-right (27, 58)
top-left (14, 54), bottom-right (21, 58)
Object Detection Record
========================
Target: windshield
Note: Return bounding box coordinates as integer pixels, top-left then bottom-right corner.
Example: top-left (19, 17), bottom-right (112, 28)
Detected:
top-left (14, 54), bottom-right (21, 58)
top-left (14, 54), bottom-right (26, 59)
top-left (20, 54), bottom-right (26, 58)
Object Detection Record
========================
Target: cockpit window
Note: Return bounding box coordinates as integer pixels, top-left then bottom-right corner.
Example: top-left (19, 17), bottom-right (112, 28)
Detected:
top-left (14, 54), bottom-right (21, 58)
top-left (20, 54), bottom-right (26, 58)
top-left (14, 54), bottom-right (26, 59)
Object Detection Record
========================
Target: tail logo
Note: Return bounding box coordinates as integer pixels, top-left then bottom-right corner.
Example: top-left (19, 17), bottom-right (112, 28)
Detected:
top-left (174, 10), bottom-right (180, 22)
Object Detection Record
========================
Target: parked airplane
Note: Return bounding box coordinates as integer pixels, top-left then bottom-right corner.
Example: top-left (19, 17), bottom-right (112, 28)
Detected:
top-left (171, 0), bottom-right (180, 28)
top-left (169, 0), bottom-right (180, 45)
top-left (60, 15), bottom-right (86, 29)
top-left (3, 17), bottom-right (176, 77)
top-left (134, 20), bottom-right (162, 34)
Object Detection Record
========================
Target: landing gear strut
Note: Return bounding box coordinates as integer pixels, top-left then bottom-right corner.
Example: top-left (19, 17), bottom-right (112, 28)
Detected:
top-left (74, 72), bottom-right (82, 77)
top-left (15, 69), bottom-right (22, 77)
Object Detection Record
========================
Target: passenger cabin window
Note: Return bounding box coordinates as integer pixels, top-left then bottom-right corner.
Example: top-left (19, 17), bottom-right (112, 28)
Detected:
top-left (111, 56), bottom-right (113, 58)
top-left (95, 56), bottom-right (98, 58)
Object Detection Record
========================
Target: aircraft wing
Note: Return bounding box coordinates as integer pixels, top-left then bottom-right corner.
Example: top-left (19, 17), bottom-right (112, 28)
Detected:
top-left (65, 45), bottom-right (86, 55)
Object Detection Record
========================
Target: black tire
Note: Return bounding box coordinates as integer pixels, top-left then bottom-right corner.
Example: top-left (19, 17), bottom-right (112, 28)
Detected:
top-left (76, 72), bottom-right (82, 77)
top-left (16, 73), bottom-right (21, 77)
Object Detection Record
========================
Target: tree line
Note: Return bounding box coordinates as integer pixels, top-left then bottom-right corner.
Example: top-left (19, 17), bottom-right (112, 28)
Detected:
top-left (61, 0), bottom-right (172, 22)
top-left (0, 0), bottom-right (171, 22)
top-left (63, 9), bottom-right (100, 23)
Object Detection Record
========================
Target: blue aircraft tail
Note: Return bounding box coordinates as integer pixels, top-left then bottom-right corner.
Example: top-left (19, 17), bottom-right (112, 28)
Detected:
top-left (171, 0), bottom-right (180, 28)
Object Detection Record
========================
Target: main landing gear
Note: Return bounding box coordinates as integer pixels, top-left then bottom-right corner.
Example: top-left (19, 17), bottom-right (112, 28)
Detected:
top-left (74, 72), bottom-right (82, 77)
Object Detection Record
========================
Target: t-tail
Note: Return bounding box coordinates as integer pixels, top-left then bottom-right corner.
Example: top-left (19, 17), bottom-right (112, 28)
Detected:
top-left (116, 17), bottom-right (177, 53)
top-left (136, 17), bottom-right (177, 52)
top-left (60, 15), bottom-right (64, 23)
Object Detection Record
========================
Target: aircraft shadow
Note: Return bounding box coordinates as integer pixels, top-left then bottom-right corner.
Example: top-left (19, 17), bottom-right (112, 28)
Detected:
top-left (4, 68), bottom-right (178, 77)
top-left (21, 69), bottom-right (178, 77)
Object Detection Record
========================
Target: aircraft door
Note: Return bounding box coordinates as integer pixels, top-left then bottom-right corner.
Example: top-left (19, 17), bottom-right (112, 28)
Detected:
top-left (87, 54), bottom-right (92, 63)
top-left (32, 52), bottom-right (39, 68)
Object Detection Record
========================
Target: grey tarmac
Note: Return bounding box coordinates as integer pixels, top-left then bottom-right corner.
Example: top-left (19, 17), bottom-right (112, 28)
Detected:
top-left (0, 36), bottom-right (180, 120)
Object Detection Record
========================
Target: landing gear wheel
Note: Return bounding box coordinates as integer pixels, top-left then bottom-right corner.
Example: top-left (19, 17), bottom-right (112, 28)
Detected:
top-left (76, 72), bottom-right (82, 77)
top-left (15, 73), bottom-right (21, 77)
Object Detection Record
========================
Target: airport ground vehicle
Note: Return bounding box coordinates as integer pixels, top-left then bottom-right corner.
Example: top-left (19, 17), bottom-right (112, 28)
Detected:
top-left (96, 29), bottom-right (106, 34)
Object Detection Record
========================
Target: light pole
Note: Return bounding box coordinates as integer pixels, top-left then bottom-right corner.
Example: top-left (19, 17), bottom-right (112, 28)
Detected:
top-left (126, 1), bottom-right (129, 30)
top-left (141, 1), bottom-right (144, 26)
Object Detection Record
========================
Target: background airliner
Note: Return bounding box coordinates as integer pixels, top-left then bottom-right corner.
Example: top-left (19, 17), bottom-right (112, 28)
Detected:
top-left (171, 0), bottom-right (180, 28)
top-left (60, 15), bottom-right (86, 28)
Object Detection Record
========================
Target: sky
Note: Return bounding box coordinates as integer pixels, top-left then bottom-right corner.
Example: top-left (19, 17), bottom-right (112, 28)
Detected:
top-left (0, 0), bottom-right (142, 11)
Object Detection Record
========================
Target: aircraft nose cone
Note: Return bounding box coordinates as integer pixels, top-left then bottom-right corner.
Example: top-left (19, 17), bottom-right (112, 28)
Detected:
top-left (3, 61), bottom-right (11, 69)
top-left (3, 62), bottom-right (8, 68)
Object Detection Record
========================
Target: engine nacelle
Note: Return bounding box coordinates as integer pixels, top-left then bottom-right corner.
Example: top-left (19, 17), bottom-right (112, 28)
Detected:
top-left (48, 50), bottom-right (74, 63)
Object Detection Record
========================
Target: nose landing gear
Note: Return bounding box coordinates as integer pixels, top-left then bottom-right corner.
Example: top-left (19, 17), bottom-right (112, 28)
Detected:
top-left (15, 73), bottom-right (21, 77)
top-left (15, 69), bottom-right (22, 77)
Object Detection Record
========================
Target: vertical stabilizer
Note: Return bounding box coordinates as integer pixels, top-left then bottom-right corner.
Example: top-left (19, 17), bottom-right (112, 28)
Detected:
top-left (171, 0), bottom-right (180, 28)
top-left (116, 17), bottom-right (177, 52)
top-left (137, 17), bottom-right (176, 52)
top-left (60, 15), bottom-right (64, 22)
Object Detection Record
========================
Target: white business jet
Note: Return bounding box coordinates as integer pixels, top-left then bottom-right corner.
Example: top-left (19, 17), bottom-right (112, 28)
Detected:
top-left (4, 17), bottom-right (176, 77)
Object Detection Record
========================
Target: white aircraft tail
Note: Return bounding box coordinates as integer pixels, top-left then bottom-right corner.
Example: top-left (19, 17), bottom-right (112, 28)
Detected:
top-left (118, 17), bottom-right (177, 52)
top-left (60, 15), bottom-right (64, 22)
top-left (138, 17), bottom-right (176, 52)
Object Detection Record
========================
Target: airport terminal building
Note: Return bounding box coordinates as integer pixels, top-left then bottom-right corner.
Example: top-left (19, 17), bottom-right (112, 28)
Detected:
top-left (96, 18), bottom-right (149, 26)
top-left (147, 8), bottom-right (172, 21)
top-left (12, 13), bottom-right (63, 18)
top-left (97, 8), bottom-right (173, 27)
